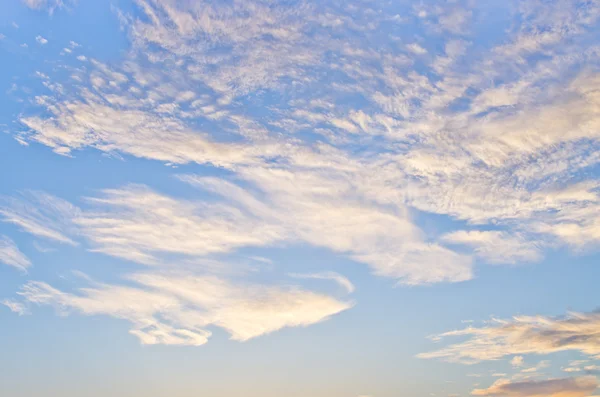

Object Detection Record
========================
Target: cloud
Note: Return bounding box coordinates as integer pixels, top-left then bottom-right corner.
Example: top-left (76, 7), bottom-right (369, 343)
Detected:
top-left (19, 92), bottom-right (280, 167)
top-left (1, 178), bottom-right (471, 285)
top-left (0, 191), bottom-right (79, 245)
top-left (437, 7), bottom-right (472, 35)
top-left (494, 0), bottom-right (600, 59)
top-left (0, 235), bottom-right (31, 272)
top-left (181, 173), bottom-right (473, 285)
top-left (441, 231), bottom-right (542, 265)
top-left (15, 272), bottom-right (352, 346)
top-left (35, 35), bottom-right (48, 45)
top-left (519, 360), bottom-right (551, 376)
top-left (75, 184), bottom-right (285, 264)
top-left (563, 364), bottom-right (600, 375)
top-left (10, 0), bottom-right (600, 290)
top-left (406, 43), bottom-right (427, 55)
top-left (512, 356), bottom-right (525, 368)
top-left (289, 271), bottom-right (355, 294)
top-left (472, 376), bottom-right (598, 397)
top-left (1, 299), bottom-right (29, 315)
top-left (21, 0), bottom-right (73, 13)
top-left (418, 310), bottom-right (600, 364)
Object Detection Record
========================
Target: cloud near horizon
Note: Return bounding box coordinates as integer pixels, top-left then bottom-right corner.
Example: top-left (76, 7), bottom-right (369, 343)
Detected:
top-left (472, 376), bottom-right (599, 397)
top-left (418, 310), bottom-right (600, 364)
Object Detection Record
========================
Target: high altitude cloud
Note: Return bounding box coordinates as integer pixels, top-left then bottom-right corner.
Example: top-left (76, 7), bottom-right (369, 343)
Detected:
top-left (181, 173), bottom-right (472, 285)
top-left (8, 0), bottom-right (600, 347)
top-left (16, 272), bottom-right (352, 346)
top-left (441, 231), bottom-right (542, 265)
top-left (0, 235), bottom-right (31, 272)
top-left (289, 272), bottom-right (355, 294)
top-left (0, 191), bottom-right (79, 245)
top-left (21, 0), bottom-right (72, 13)
top-left (16, 0), bottom-right (600, 273)
top-left (76, 184), bottom-right (285, 264)
top-left (0, 178), bottom-right (472, 284)
top-left (418, 311), bottom-right (600, 364)
top-left (472, 376), bottom-right (599, 397)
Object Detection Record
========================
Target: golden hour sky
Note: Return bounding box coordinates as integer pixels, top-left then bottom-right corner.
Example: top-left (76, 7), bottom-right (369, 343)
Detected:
top-left (1, 0), bottom-right (600, 396)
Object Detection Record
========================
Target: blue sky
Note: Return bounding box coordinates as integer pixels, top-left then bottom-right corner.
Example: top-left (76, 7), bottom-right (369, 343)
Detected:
top-left (1, 0), bottom-right (600, 396)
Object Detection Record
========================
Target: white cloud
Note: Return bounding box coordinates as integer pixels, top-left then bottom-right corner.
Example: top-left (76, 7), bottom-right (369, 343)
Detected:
top-left (21, 0), bottom-right (73, 13)
top-left (19, 88), bottom-right (282, 168)
top-left (437, 8), bottom-right (472, 35)
top-left (495, 0), bottom-right (600, 59)
top-left (418, 311), bottom-right (600, 364)
top-left (2, 299), bottom-right (29, 315)
top-left (181, 172), bottom-right (473, 285)
top-left (0, 236), bottom-right (30, 272)
top-left (35, 35), bottom-right (48, 45)
top-left (16, 272), bottom-right (352, 346)
top-left (512, 356), bottom-right (525, 368)
top-left (406, 43), bottom-right (427, 55)
top-left (9, 0), bottom-right (600, 292)
top-left (0, 191), bottom-right (79, 245)
top-left (519, 360), bottom-right (550, 375)
top-left (75, 184), bottom-right (285, 264)
top-left (441, 231), bottom-right (542, 265)
top-left (0, 176), bottom-right (471, 286)
top-left (289, 271), bottom-right (355, 294)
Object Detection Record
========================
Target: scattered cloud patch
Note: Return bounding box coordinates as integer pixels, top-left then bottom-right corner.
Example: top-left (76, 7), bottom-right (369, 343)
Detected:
top-left (21, 0), bottom-right (73, 14)
top-left (2, 299), bottom-right (29, 315)
top-left (419, 311), bottom-right (600, 364)
top-left (0, 191), bottom-right (79, 245)
top-left (472, 376), bottom-right (598, 397)
top-left (441, 231), bottom-right (542, 265)
top-left (0, 236), bottom-right (31, 272)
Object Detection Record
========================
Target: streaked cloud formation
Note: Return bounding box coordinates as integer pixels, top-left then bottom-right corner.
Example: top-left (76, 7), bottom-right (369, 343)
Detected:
top-left (14, 0), bottom-right (600, 284)
top-left (21, 0), bottom-right (72, 13)
top-left (419, 311), bottom-right (600, 364)
top-left (289, 271), bottom-right (355, 294)
top-left (0, 191), bottom-right (79, 245)
top-left (0, 236), bottom-right (30, 272)
top-left (17, 271), bottom-right (352, 346)
top-left (3, 0), bottom-right (600, 375)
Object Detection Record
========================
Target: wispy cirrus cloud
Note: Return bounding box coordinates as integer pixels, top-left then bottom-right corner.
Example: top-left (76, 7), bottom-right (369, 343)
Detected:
top-left (180, 173), bottom-right (473, 285)
top-left (289, 271), bottom-right (355, 294)
top-left (0, 177), bottom-right (472, 285)
top-left (15, 271), bottom-right (352, 346)
top-left (441, 231), bottom-right (542, 265)
top-left (0, 191), bottom-right (79, 246)
top-left (15, 0), bottom-right (600, 270)
top-left (1, 299), bottom-right (29, 316)
top-left (76, 184), bottom-right (285, 264)
top-left (0, 235), bottom-right (31, 272)
top-left (21, 0), bottom-right (74, 14)
top-left (8, 0), bottom-right (600, 350)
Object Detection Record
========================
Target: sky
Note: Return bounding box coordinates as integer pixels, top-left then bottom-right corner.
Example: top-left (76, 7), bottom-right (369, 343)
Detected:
top-left (1, 0), bottom-right (600, 396)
